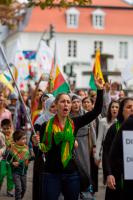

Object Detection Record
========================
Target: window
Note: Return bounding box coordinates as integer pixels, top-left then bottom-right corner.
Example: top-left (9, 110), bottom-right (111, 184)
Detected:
top-left (94, 41), bottom-right (103, 54)
top-left (92, 9), bottom-right (105, 29)
top-left (119, 42), bottom-right (128, 59)
top-left (66, 8), bottom-right (80, 28)
top-left (95, 15), bottom-right (103, 27)
top-left (68, 14), bottom-right (77, 26)
top-left (68, 40), bottom-right (77, 57)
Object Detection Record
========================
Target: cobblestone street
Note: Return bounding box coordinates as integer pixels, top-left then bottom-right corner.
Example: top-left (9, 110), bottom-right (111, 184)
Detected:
top-left (0, 163), bottom-right (105, 200)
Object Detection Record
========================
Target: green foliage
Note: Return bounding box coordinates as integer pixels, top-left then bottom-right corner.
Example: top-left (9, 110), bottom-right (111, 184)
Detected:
top-left (0, 0), bottom-right (92, 9)
top-left (0, 0), bottom-right (12, 5)
top-left (28, 0), bottom-right (92, 9)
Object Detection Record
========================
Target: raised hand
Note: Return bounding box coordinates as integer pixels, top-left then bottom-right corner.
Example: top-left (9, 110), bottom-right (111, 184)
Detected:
top-left (104, 81), bottom-right (111, 92)
top-left (94, 75), bottom-right (104, 90)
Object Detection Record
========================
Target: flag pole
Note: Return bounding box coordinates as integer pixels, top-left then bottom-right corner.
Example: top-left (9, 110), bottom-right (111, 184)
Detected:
top-left (46, 40), bottom-right (56, 93)
top-left (0, 44), bottom-right (36, 136)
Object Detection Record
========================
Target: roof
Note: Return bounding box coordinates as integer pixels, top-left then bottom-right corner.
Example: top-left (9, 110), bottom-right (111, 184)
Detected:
top-left (91, 0), bottom-right (132, 7)
top-left (24, 1), bottom-right (133, 36)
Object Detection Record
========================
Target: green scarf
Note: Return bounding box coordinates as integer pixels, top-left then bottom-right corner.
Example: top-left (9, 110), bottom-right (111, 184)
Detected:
top-left (10, 144), bottom-right (30, 165)
top-left (115, 121), bottom-right (124, 189)
top-left (5, 135), bottom-right (13, 148)
top-left (115, 121), bottom-right (121, 132)
top-left (39, 115), bottom-right (75, 168)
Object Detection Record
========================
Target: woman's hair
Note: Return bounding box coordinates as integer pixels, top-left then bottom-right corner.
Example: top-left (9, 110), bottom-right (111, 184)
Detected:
top-left (13, 129), bottom-right (26, 142)
top-left (107, 100), bottom-right (119, 123)
top-left (117, 97), bottom-right (133, 123)
top-left (55, 93), bottom-right (71, 104)
top-left (1, 119), bottom-right (11, 127)
top-left (82, 96), bottom-right (93, 105)
top-left (37, 96), bottom-right (43, 110)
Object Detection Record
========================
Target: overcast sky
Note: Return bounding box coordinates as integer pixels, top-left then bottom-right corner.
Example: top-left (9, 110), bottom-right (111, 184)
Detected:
top-left (17, 0), bottom-right (28, 3)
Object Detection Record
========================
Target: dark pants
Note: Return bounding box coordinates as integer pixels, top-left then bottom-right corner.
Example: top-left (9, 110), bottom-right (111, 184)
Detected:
top-left (90, 155), bottom-right (98, 193)
top-left (105, 186), bottom-right (122, 200)
top-left (13, 173), bottom-right (26, 200)
top-left (32, 161), bottom-right (40, 200)
top-left (39, 172), bottom-right (80, 200)
top-left (122, 180), bottom-right (133, 200)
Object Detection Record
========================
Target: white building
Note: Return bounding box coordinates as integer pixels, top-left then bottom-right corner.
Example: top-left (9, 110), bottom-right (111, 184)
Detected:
top-left (5, 0), bottom-right (133, 91)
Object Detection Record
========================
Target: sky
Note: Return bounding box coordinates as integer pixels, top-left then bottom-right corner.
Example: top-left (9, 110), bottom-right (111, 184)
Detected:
top-left (17, 0), bottom-right (28, 3)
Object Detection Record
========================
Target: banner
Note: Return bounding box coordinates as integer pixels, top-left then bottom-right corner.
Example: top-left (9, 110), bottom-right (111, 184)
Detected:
top-left (123, 131), bottom-right (133, 180)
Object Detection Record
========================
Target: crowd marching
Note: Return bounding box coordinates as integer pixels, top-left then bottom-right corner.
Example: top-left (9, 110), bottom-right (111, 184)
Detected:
top-left (0, 75), bottom-right (133, 200)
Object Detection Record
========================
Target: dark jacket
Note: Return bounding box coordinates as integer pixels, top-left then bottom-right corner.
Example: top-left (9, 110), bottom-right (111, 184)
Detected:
top-left (109, 115), bottom-right (133, 200)
top-left (102, 123), bottom-right (118, 180)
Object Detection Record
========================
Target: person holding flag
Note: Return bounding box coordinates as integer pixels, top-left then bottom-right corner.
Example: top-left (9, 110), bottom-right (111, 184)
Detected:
top-left (32, 75), bottom-right (104, 200)
top-left (89, 49), bottom-right (105, 91)
top-left (89, 49), bottom-right (111, 117)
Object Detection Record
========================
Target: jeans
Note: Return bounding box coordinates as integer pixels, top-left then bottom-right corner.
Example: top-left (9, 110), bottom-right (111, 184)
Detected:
top-left (39, 172), bottom-right (80, 200)
top-left (13, 173), bottom-right (27, 200)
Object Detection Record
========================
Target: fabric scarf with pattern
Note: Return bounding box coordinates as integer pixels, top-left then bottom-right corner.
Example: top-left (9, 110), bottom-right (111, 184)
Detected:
top-left (39, 115), bottom-right (75, 168)
top-left (10, 144), bottom-right (30, 165)
top-left (5, 135), bottom-right (13, 148)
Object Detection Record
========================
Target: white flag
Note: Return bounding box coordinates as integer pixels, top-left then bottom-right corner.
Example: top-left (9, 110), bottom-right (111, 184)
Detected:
top-left (36, 40), bottom-right (53, 75)
top-left (121, 62), bottom-right (133, 82)
top-left (0, 44), bottom-right (8, 73)
top-left (6, 39), bottom-right (29, 89)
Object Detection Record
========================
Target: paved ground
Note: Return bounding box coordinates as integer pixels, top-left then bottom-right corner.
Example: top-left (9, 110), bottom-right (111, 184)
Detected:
top-left (95, 168), bottom-right (106, 200)
top-left (0, 163), bottom-right (33, 200)
top-left (0, 163), bottom-right (105, 200)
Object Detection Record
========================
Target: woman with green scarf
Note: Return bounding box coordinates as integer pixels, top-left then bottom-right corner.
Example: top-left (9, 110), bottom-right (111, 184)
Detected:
top-left (33, 77), bottom-right (104, 200)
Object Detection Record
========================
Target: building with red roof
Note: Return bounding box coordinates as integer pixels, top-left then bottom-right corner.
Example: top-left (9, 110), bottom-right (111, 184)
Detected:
top-left (5, 0), bottom-right (133, 90)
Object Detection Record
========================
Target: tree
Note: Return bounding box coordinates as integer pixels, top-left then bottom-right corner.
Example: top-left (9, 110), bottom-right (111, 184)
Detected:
top-left (0, 0), bottom-right (92, 9)
top-left (29, 0), bottom-right (92, 9)
top-left (0, 1), bottom-right (28, 29)
top-left (0, 0), bottom-right (92, 28)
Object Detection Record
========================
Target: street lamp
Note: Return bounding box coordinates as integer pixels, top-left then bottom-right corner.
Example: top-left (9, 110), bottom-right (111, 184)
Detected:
top-left (43, 24), bottom-right (55, 46)
top-left (49, 24), bottom-right (55, 39)
top-left (63, 63), bottom-right (76, 86)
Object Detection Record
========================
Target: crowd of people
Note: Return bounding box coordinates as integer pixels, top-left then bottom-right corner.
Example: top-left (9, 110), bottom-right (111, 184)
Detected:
top-left (0, 77), bottom-right (133, 200)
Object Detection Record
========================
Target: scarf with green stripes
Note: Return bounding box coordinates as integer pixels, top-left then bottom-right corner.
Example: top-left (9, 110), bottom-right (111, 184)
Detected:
top-left (5, 135), bottom-right (13, 148)
top-left (10, 144), bottom-right (30, 166)
top-left (39, 115), bottom-right (75, 168)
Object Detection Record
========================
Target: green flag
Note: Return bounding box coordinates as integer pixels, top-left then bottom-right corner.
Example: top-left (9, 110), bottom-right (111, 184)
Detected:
top-left (89, 73), bottom-right (97, 91)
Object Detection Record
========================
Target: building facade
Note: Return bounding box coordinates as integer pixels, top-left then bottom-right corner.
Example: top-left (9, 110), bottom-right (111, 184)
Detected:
top-left (5, 0), bottom-right (133, 90)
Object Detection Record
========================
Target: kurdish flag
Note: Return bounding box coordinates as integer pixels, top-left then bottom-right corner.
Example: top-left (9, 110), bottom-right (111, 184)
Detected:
top-left (49, 43), bottom-right (70, 96)
top-left (52, 65), bottom-right (70, 96)
top-left (89, 49), bottom-right (105, 90)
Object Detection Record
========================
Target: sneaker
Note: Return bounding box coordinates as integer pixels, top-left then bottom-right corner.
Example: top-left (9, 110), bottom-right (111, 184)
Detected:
top-left (7, 191), bottom-right (14, 197)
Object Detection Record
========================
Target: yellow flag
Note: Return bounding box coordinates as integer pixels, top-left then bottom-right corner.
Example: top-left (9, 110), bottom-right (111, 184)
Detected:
top-left (93, 49), bottom-right (105, 84)
top-left (0, 74), bottom-right (14, 92)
